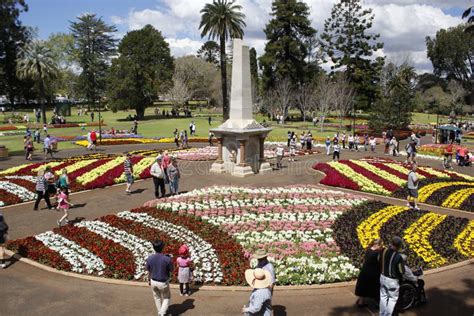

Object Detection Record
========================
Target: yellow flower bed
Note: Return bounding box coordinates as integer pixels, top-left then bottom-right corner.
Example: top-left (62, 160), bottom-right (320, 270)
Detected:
top-left (75, 138), bottom-right (159, 147)
top-left (31, 161), bottom-right (64, 173)
top-left (404, 213), bottom-right (447, 267)
top-left (357, 206), bottom-right (408, 248)
top-left (77, 157), bottom-right (125, 185)
top-left (418, 167), bottom-right (451, 178)
top-left (328, 161), bottom-right (391, 195)
top-left (454, 221), bottom-right (474, 258)
top-left (384, 163), bottom-right (426, 180)
top-left (0, 163), bottom-right (31, 175)
top-left (54, 159), bottom-right (99, 176)
top-left (115, 157), bottom-right (155, 183)
top-left (441, 188), bottom-right (474, 209)
top-left (418, 181), bottom-right (474, 203)
top-left (352, 160), bottom-right (406, 186)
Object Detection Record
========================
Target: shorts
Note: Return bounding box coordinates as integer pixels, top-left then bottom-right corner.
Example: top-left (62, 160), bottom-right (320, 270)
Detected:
top-left (408, 189), bottom-right (418, 198)
top-left (126, 174), bottom-right (134, 184)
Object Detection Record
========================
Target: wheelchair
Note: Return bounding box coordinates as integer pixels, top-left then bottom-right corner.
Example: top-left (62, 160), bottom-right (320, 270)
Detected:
top-left (395, 268), bottom-right (427, 312)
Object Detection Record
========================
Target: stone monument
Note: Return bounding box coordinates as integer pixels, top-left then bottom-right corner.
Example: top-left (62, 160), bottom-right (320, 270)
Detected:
top-left (210, 39), bottom-right (272, 177)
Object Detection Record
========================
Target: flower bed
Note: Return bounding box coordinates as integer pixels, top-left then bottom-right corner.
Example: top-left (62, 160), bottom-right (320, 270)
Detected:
top-left (333, 201), bottom-right (472, 269)
top-left (75, 138), bottom-right (159, 147)
top-left (314, 158), bottom-right (474, 211)
top-left (8, 186), bottom-right (367, 285)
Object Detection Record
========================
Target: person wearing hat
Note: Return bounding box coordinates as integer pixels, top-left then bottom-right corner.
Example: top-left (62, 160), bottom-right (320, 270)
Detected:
top-left (378, 236), bottom-right (405, 316)
top-left (150, 155), bottom-right (166, 198)
top-left (242, 268), bottom-right (273, 316)
top-left (146, 240), bottom-right (173, 316)
top-left (167, 156), bottom-right (180, 195)
top-left (0, 213), bottom-right (9, 268)
top-left (123, 153), bottom-right (134, 194)
top-left (253, 250), bottom-right (276, 293)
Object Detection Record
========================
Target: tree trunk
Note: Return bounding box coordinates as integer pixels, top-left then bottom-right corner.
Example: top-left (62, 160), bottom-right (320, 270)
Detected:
top-left (220, 36), bottom-right (229, 121)
top-left (39, 80), bottom-right (47, 125)
top-left (136, 104), bottom-right (145, 120)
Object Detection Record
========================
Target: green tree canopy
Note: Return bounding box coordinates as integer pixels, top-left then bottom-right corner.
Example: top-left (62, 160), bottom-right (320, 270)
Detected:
top-left (0, 0), bottom-right (29, 105)
top-left (199, 0), bottom-right (246, 121)
top-left (107, 24), bottom-right (174, 119)
top-left (321, 0), bottom-right (384, 110)
top-left (196, 40), bottom-right (220, 66)
top-left (16, 41), bottom-right (58, 123)
top-left (174, 55), bottom-right (219, 100)
top-left (259, 0), bottom-right (317, 90)
top-left (70, 13), bottom-right (117, 107)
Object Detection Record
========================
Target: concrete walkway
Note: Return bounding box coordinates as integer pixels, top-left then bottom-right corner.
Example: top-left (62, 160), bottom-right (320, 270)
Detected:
top-left (1, 140), bottom-right (473, 315)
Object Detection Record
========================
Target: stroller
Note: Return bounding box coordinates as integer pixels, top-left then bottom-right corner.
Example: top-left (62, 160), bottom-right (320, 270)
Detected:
top-left (396, 268), bottom-right (427, 311)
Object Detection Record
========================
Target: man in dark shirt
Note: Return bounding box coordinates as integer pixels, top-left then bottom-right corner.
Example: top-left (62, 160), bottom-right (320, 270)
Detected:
top-left (379, 236), bottom-right (405, 316)
top-left (146, 240), bottom-right (173, 316)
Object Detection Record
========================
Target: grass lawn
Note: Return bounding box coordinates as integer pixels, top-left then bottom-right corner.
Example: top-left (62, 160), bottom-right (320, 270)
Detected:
top-left (1, 107), bottom-right (468, 155)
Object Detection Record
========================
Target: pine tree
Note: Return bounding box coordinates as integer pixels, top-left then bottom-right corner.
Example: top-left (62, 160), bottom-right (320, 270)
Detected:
top-left (249, 47), bottom-right (259, 103)
top-left (196, 40), bottom-right (220, 66)
top-left (321, 0), bottom-right (384, 110)
top-left (259, 0), bottom-right (317, 90)
top-left (70, 14), bottom-right (117, 108)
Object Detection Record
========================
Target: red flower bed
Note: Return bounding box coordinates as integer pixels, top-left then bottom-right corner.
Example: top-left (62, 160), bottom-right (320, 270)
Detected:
top-left (313, 162), bottom-right (360, 191)
top-left (341, 160), bottom-right (399, 191)
top-left (7, 237), bottom-right (72, 271)
top-left (0, 125), bottom-right (17, 131)
top-left (5, 178), bottom-right (36, 192)
top-left (370, 162), bottom-right (408, 180)
top-left (0, 189), bottom-right (22, 205)
top-left (56, 225), bottom-right (136, 279)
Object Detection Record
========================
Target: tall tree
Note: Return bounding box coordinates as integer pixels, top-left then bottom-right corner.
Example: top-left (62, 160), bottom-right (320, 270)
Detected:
top-left (462, 6), bottom-right (474, 33)
top-left (0, 0), bottom-right (29, 105)
top-left (249, 47), bottom-right (259, 103)
top-left (199, 0), bottom-right (246, 121)
top-left (174, 55), bottom-right (219, 100)
top-left (107, 25), bottom-right (174, 119)
top-left (70, 14), bottom-right (117, 109)
top-left (196, 40), bottom-right (220, 66)
top-left (426, 25), bottom-right (473, 96)
top-left (16, 41), bottom-right (58, 124)
top-left (321, 0), bottom-right (384, 110)
top-left (259, 0), bottom-right (317, 90)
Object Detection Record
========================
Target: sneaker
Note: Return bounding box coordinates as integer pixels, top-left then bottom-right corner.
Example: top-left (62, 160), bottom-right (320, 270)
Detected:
top-left (414, 206), bottom-right (420, 211)
top-left (0, 263), bottom-right (6, 269)
top-left (179, 293), bottom-right (183, 297)
top-left (406, 203), bottom-right (411, 208)
top-left (185, 293), bottom-right (190, 297)
top-left (57, 220), bottom-right (61, 227)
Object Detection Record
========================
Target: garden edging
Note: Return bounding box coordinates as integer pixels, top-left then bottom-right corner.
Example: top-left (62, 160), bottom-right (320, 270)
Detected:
top-left (6, 249), bottom-right (472, 291)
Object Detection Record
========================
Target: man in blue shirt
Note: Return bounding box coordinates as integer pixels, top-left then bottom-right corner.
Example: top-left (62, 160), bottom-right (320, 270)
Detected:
top-left (146, 240), bottom-right (173, 316)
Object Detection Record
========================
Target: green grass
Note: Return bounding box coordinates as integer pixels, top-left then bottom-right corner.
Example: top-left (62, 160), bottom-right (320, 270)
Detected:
top-left (1, 108), bottom-right (465, 155)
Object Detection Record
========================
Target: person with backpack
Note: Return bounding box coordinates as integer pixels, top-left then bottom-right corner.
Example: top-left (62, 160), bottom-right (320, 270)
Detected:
top-left (379, 236), bottom-right (405, 316)
top-left (0, 213), bottom-right (9, 268)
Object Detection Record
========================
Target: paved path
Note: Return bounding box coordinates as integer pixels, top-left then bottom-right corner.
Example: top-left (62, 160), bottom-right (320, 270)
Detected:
top-left (1, 139), bottom-right (473, 315)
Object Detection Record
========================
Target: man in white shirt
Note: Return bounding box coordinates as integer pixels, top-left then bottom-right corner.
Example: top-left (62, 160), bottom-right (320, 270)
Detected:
top-left (150, 156), bottom-right (166, 198)
top-left (275, 144), bottom-right (284, 169)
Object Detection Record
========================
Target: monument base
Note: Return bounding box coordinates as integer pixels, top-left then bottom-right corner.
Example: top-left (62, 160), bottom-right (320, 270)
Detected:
top-left (231, 164), bottom-right (254, 178)
top-left (209, 161), bottom-right (226, 174)
top-left (258, 162), bottom-right (272, 174)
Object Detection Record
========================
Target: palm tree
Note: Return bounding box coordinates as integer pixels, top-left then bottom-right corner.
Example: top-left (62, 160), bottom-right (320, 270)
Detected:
top-left (17, 41), bottom-right (58, 124)
top-left (199, 0), bottom-right (246, 121)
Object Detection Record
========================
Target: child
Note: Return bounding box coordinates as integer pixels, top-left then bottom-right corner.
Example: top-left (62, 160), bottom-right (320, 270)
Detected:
top-left (333, 143), bottom-right (341, 161)
top-left (177, 244), bottom-right (193, 296)
top-left (57, 187), bottom-right (74, 227)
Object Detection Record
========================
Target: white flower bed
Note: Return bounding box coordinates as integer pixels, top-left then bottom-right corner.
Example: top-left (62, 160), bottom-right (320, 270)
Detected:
top-left (0, 181), bottom-right (36, 201)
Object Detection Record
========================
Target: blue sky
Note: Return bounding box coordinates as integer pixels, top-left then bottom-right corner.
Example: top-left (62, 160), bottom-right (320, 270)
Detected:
top-left (19, 0), bottom-right (469, 72)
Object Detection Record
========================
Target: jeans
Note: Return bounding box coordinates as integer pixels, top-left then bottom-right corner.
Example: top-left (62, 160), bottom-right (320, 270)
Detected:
top-left (34, 191), bottom-right (52, 209)
top-left (169, 177), bottom-right (179, 195)
top-left (153, 177), bottom-right (166, 198)
top-left (380, 275), bottom-right (400, 316)
top-left (150, 280), bottom-right (170, 316)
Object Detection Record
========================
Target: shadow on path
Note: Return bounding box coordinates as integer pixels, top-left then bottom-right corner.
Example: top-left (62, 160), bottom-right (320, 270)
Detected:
top-left (273, 305), bottom-right (287, 316)
top-left (168, 298), bottom-right (195, 315)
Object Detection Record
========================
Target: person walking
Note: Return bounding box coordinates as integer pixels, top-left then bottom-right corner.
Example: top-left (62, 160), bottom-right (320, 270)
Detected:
top-left (25, 135), bottom-right (34, 160)
top-left (133, 120), bottom-right (138, 135)
top-left (43, 134), bottom-right (53, 159)
top-left (333, 142), bottom-right (341, 161)
top-left (369, 137), bottom-right (376, 153)
top-left (34, 128), bottom-right (41, 144)
top-left (90, 130), bottom-right (97, 151)
top-left (364, 134), bottom-right (369, 151)
top-left (289, 136), bottom-right (297, 162)
top-left (342, 132), bottom-right (346, 149)
top-left (379, 236), bottom-right (405, 316)
top-left (208, 116), bottom-right (212, 125)
top-left (443, 141), bottom-right (454, 169)
top-left (189, 121), bottom-right (194, 136)
top-left (0, 213), bottom-right (9, 268)
top-left (252, 250), bottom-right (276, 294)
top-left (407, 163), bottom-right (420, 210)
top-left (355, 239), bottom-right (384, 307)
top-left (208, 131), bottom-right (214, 146)
top-left (173, 128), bottom-right (179, 148)
top-left (354, 134), bottom-right (360, 152)
top-left (275, 143), bottom-right (284, 169)
top-left (306, 131), bottom-right (313, 152)
top-left (177, 244), bottom-right (193, 296)
top-left (146, 240), bottom-right (173, 316)
top-left (167, 157), bottom-right (180, 195)
top-left (33, 169), bottom-right (53, 210)
top-left (57, 187), bottom-right (74, 227)
top-left (300, 132), bottom-right (306, 150)
top-left (123, 154), bottom-right (134, 194)
top-left (325, 137), bottom-right (331, 156)
top-left (390, 137), bottom-right (398, 157)
top-left (348, 134), bottom-right (354, 151)
top-left (287, 131), bottom-right (292, 147)
top-left (57, 168), bottom-right (70, 196)
top-left (151, 156), bottom-right (166, 198)
top-left (242, 268), bottom-right (273, 316)
top-left (90, 111), bottom-right (94, 122)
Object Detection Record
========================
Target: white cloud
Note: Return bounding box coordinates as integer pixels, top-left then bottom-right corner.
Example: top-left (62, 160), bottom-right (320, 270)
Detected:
top-left (110, 0), bottom-right (465, 72)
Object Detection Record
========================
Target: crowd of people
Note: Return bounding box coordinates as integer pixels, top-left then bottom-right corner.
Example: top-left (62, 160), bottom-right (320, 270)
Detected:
top-left (173, 128), bottom-right (190, 149)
